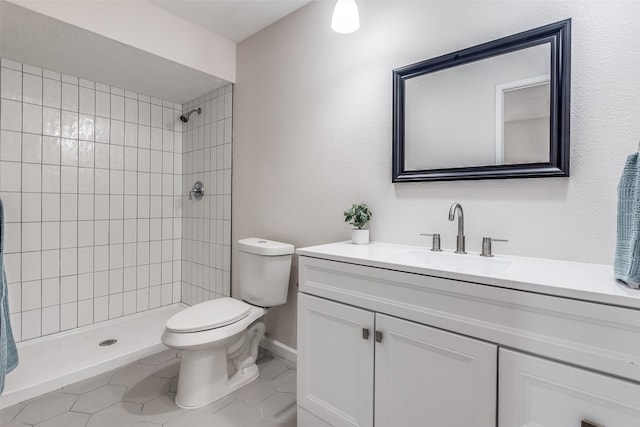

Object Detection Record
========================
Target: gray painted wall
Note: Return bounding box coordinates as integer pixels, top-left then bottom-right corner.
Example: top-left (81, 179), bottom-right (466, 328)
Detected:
top-left (234, 1), bottom-right (640, 349)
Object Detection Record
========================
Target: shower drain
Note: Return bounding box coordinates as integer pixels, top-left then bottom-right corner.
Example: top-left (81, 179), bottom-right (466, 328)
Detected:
top-left (99, 339), bottom-right (118, 346)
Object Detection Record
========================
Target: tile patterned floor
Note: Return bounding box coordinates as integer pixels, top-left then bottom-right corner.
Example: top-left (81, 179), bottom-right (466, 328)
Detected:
top-left (0, 350), bottom-right (296, 427)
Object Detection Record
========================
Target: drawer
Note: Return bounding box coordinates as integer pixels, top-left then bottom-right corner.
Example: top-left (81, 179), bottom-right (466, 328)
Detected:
top-left (499, 348), bottom-right (640, 427)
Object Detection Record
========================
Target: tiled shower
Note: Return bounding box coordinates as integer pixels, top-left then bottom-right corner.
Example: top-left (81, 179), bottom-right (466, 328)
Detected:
top-left (180, 87), bottom-right (233, 306)
top-left (0, 57), bottom-right (232, 343)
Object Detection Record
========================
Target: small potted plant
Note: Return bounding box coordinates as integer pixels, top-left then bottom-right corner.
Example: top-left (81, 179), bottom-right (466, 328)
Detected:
top-left (344, 203), bottom-right (372, 244)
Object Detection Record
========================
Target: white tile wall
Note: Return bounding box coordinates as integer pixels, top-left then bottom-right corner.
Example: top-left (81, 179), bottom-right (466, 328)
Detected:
top-left (0, 58), bottom-right (184, 342)
top-left (181, 86), bottom-right (233, 305)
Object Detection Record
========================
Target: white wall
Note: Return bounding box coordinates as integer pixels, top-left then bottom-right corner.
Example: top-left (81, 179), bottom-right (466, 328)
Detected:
top-left (0, 59), bottom-right (183, 342)
top-left (233, 1), bottom-right (640, 349)
top-left (180, 86), bottom-right (234, 305)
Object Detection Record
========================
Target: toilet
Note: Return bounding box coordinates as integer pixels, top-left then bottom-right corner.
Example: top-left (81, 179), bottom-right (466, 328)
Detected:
top-left (161, 237), bottom-right (294, 409)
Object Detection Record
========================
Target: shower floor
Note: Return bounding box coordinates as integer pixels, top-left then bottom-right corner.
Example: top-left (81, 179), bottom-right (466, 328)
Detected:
top-left (0, 349), bottom-right (296, 427)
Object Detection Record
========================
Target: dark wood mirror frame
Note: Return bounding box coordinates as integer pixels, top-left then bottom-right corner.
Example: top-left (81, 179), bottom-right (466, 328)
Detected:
top-left (392, 19), bottom-right (571, 182)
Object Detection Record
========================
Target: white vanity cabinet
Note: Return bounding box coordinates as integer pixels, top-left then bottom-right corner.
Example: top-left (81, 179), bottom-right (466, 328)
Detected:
top-left (296, 242), bottom-right (640, 427)
top-left (373, 312), bottom-right (496, 427)
top-left (297, 293), bottom-right (497, 427)
top-left (297, 293), bottom-right (374, 427)
top-left (499, 349), bottom-right (640, 427)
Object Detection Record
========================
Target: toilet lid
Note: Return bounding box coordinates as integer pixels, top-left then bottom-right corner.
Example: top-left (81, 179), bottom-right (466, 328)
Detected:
top-left (166, 298), bottom-right (251, 333)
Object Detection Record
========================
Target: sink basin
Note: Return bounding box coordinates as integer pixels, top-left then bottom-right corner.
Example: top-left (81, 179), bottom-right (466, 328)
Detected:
top-left (385, 250), bottom-right (512, 275)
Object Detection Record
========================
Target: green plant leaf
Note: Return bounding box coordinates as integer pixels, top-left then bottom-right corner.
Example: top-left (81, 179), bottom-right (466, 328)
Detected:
top-left (343, 202), bottom-right (372, 229)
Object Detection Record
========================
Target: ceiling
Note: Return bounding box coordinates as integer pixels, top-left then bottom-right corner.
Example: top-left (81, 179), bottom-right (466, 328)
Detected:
top-left (0, 1), bottom-right (227, 103)
top-left (0, 0), bottom-right (313, 103)
top-left (150, 0), bottom-right (313, 43)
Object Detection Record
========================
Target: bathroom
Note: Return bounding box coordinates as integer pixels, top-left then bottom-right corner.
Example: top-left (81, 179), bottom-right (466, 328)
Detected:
top-left (1, 0), bottom-right (639, 426)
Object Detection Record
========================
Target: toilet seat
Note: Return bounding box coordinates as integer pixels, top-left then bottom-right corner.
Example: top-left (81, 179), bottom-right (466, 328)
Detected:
top-left (166, 298), bottom-right (251, 333)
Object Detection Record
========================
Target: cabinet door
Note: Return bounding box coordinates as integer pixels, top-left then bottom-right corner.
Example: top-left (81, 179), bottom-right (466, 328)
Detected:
top-left (375, 314), bottom-right (497, 427)
top-left (499, 349), bottom-right (640, 427)
top-left (297, 293), bottom-right (375, 427)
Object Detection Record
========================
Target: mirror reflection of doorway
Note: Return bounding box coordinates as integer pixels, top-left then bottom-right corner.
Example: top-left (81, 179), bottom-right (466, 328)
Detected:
top-left (495, 76), bottom-right (550, 165)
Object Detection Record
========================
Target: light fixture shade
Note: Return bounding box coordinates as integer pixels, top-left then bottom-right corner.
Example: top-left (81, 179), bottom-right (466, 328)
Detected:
top-left (331, 0), bottom-right (360, 34)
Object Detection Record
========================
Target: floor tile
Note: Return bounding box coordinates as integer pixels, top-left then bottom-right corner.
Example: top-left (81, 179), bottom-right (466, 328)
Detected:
top-left (35, 411), bottom-right (90, 427)
top-left (20, 390), bottom-right (63, 404)
top-left (0, 403), bottom-right (24, 423)
top-left (235, 380), bottom-right (277, 403)
top-left (191, 393), bottom-right (235, 414)
top-left (285, 361), bottom-right (297, 370)
top-left (122, 377), bottom-right (171, 404)
top-left (72, 384), bottom-right (127, 413)
top-left (163, 410), bottom-right (215, 427)
top-left (1, 350), bottom-right (296, 427)
top-left (1, 422), bottom-right (31, 427)
top-left (260, 392), bottom-right (296, 424)
top-left (85, 402), bottom-right (142, 427)
top-left (255, 421), bottom-right (295, 427)
top-left (138, 393), bottom-right (185, 424)
top-left (213, 401), bottom-right (263, 427)
top-left (62, 372), bottom-right (112, 395)
top-left (109, 364), bottom-right (154, 387)
top-left (274, 370), bottom-right (296, 394)
top-left (14, 392), bottom-right (77, 424)
top-left (256, 359), bottom-right (289, 379)
top-left (152, 358), bottom-right (180, 379)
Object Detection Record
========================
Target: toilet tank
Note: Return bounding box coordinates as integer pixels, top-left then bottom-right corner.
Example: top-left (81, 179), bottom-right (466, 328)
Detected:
top-left (238, 238), bottom-right (294, 307)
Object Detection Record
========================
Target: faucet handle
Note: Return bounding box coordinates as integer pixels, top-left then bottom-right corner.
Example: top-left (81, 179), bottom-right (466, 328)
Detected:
top-left (481, 237), bottom-right (508, 257)
top-left (189, 181), bottom-right (204, 201)
top-left (420, 233), bottom-right (442, 252)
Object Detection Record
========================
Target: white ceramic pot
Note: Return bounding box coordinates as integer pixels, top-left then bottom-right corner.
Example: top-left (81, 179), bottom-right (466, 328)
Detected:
top-left (352, 229), bottom-right (370, 245)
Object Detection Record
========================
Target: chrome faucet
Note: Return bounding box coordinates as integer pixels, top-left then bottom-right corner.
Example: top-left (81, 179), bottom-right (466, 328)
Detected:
top-left (448, 202), bottom-right (466, 254)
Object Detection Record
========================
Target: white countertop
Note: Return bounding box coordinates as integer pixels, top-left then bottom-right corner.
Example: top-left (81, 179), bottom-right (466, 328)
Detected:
top-left (297, 241), bottom-right (640, 310)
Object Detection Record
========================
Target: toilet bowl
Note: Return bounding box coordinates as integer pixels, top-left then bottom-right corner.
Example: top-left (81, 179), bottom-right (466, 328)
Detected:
top-left (161, 297), bottom-right (266, 408)
top-left (161, 238), bottom-right (294, 409)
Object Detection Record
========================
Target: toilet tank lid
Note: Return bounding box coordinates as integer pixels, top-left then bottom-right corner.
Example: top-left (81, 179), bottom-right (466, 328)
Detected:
top-left (238, 238), bottom-right (294, 256)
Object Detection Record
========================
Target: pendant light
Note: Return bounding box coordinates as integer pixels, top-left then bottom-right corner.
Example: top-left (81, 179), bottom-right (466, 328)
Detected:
top-left (331, 0), bottom-right (360, 34)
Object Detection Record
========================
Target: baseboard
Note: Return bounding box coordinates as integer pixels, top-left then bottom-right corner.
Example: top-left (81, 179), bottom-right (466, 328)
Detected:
top-left (260, 337), bottom-right (297, 365)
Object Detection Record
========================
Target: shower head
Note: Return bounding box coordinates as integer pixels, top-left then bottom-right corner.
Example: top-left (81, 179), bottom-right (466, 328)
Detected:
top-left (180, 108), bottom-right (201, 123)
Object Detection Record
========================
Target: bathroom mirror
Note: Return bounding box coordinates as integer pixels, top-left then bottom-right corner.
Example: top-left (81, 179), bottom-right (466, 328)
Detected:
top-left (392, 19), bottom-right (571, 182)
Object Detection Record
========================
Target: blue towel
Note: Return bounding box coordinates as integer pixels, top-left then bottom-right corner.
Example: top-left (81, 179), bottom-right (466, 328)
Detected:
top-left (614, 153), bottom-right (640, 289)
top-left (1, 196), bottom-right (19, 394)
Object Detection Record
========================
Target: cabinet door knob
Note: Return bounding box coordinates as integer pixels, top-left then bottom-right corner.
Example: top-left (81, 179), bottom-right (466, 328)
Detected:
top-left (581, 420), bottom-right (602, 427)
top-left (375, 331), bottom-right (383, 343)
top-left (362, 328), bottom-right (370, 340)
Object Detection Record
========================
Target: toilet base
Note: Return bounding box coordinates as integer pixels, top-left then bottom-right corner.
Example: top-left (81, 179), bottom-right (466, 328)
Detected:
top-left (172, 320), bottom-right (266, 409)
top-left (175, 355), bottom-right (259, 409)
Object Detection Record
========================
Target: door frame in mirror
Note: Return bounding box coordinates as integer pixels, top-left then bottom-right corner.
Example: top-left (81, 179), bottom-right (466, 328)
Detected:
top-left (392, 19), bottom-right (571, 182)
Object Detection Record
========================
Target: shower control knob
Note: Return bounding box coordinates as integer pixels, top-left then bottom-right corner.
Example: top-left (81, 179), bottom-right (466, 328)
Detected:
top-left (189, 181), bottom-right (205, 200)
